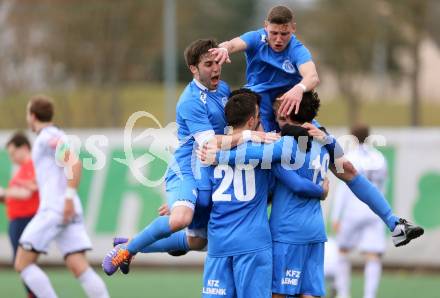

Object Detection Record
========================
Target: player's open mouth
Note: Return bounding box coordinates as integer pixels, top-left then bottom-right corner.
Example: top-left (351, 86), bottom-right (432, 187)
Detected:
top-left (211, 76), bottom-right (219, 84)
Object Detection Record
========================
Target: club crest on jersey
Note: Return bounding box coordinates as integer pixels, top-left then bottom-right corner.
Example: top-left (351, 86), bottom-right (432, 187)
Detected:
top-left (221, 96), bottom-right (228, 107)
top-left (200, 92), bottom-right (207, 104)
top-left (282, 59), bottom-right (296, 74)
top-left (261, 34), bottom-right (267, 43)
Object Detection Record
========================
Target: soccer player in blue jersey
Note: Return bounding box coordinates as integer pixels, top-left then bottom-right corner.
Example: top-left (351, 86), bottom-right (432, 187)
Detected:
top-left (210, 5), bottom-right (319, 132)
top-left (201, 91), bottom-right (326, 298)
top-left (270, 92), bottom-right (329, 298)
top-left (102, 39), bottom-right (278, 275)
top-left (211, 4), bottom-right (423, 244)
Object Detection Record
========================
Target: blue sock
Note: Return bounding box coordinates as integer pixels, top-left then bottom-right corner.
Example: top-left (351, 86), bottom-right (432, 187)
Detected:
top-left (347, 175), bottom-right (399, 231)
top-left (139, 230), bottom-right (190, 253)
top-left (127, 216), bottom-right (173, 254)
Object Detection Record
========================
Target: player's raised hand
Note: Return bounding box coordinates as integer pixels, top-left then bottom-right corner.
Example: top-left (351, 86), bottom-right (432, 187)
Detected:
top-left (196, 139), bottom-right (218, 165)
top-left (63, 198), bottom-right (75, 224)
top-left (250, 131), bottom-right (280, 144)
top-left (208, 47), bottom-right (231, 65)
top-left (278, 84), bottom-right (305, 116)
top-left (302, 122), bottom-right (327, 143)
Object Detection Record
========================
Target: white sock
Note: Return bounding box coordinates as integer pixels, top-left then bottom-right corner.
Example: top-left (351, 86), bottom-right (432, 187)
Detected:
top-left (364, 259), bottom-right (382, 298)
top-left (335, 253), bottom-right (351, 298)
top-left (20, 264), bottom-right (58, 298)
top-left (78, 267), bottom-right (110, 298)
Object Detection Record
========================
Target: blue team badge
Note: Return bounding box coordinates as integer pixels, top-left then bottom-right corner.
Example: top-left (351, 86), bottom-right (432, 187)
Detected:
top-left (282, 59), bottom-right (296, 74)
top-left (200, 91), bottom-right (207, 104)
top-left (221, 96), bottom-right (228, 107)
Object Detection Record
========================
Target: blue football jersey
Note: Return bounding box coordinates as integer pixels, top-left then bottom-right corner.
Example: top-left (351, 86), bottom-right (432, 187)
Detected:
top-left (207, 142), bottom-right (273, 257)
top-left (270, 140), bottom-right (330, 244)
top-left (240, 28), bottom-right (312, 94)
top-left (166, 80), bottom-right (229, 185)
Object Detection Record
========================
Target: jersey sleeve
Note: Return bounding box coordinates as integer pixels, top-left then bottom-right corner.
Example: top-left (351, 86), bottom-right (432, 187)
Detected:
top-left (240, 30), bottom-right (261, 54)
top-left (272, 163), bottom-right (323, 198)
top-left (195, 165), bottom-right (213, 191)
top-left (179, 99), bottom-right (214, 136)
top-left (292, 40), bottom-right (312, 68)
top-left (216, 137), bottom-right (298, 165)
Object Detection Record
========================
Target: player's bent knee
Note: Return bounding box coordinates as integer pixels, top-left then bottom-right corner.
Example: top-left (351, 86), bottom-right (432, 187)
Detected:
top-left (65, 252), bottom-right (89, 277)
top-left (364, 252), bottom-right (382, 261)
top-left (169, 206), bottom-right (194, 231)
top-left (14, 247), bottom-right (37, 272)
top-left (187, 236), bottom-right (207, 250)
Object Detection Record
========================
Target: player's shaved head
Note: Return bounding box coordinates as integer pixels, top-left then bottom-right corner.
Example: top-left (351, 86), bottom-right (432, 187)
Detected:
top-left (351, 124), bottom-right (370, 144)
top-left (267, 5), bottom-right (294, 24)
top-left (28, 95), bottom-right (54, 122)
top-left (184, 39), bottom-right (218, 67)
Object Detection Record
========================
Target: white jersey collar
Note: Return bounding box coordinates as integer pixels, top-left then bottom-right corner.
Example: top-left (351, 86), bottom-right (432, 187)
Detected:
top-left (193, 79), bottom-right (217, 93)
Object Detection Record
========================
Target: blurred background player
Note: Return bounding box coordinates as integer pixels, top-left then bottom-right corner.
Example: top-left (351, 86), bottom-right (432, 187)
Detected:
top-left (14, 96), bottom-right (109, 298)
top-left (0, 132), bottom-right (38, 298)
top-left (331, 124), bottom-right (388, 298)
top-left (210, 5), bottom-right (319, 132)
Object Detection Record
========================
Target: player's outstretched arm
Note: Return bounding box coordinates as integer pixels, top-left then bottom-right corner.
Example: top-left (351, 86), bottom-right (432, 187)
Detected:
top-left (279, 61), bottom-right (320, 116)
top-left (212, 130), bottom-right (279, 150)
top-left (272, 163), bottom-right (324, 198)
top-left (209, 37), bottom-right (247, 65)
top-left (215, 136), bottom-right (299, 165)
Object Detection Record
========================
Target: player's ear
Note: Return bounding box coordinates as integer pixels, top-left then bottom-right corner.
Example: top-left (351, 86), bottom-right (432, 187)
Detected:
top-left (291, 22), bottom-right (297, 33)
top-left (264, 20), bottom-right (269, 29)
top-left (189, 65), bottom-right (198, 76)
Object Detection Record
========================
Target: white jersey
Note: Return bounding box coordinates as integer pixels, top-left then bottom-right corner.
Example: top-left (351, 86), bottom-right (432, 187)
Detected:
top-left (32, 125), bottom-right (83, 215)
top-left (332, 144), bottom-right (388, 222)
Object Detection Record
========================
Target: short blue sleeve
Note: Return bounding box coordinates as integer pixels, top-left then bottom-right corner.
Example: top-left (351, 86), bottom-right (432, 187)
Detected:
top-left (179, 99), bottom-right (213, 135)
top-left (292, 40), bottom-right (312, 68)
top-left (240, 30), bottom-right (261, 53)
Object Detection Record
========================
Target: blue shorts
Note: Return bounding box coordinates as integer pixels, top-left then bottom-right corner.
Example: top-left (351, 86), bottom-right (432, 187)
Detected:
top-left (272, 242), bottom-right (325, 297)
top-left (202, 248), bottom-right (272, 298)
top-left (166, 173), bottom-right (198, 209)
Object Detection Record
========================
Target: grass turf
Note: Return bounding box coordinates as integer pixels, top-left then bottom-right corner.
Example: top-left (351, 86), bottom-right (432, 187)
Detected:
top-left (1, 268), bottom-right (439, 298)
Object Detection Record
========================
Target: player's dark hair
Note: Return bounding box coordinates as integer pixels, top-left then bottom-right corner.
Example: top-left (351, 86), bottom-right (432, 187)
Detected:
top-left (184, 39), bottom-right (218, 67)
top-left (267, 5), bottom-right (294, 24)
top-left (225, 91), bottom-right (259, 128)
top-left (6, 132), bottom-right (31, 149)
top-left (29, 95), bottom-right (54, 122)
top-left (288, 91), bottom-right (320, 123)
top-left (229, 88), bottom-right (261, 107)
top-left (351, 124), bottom-right (370, 144)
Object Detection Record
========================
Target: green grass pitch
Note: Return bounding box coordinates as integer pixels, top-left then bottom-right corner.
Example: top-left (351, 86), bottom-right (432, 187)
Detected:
top-left (1, 268), bottom-right (439, 297)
